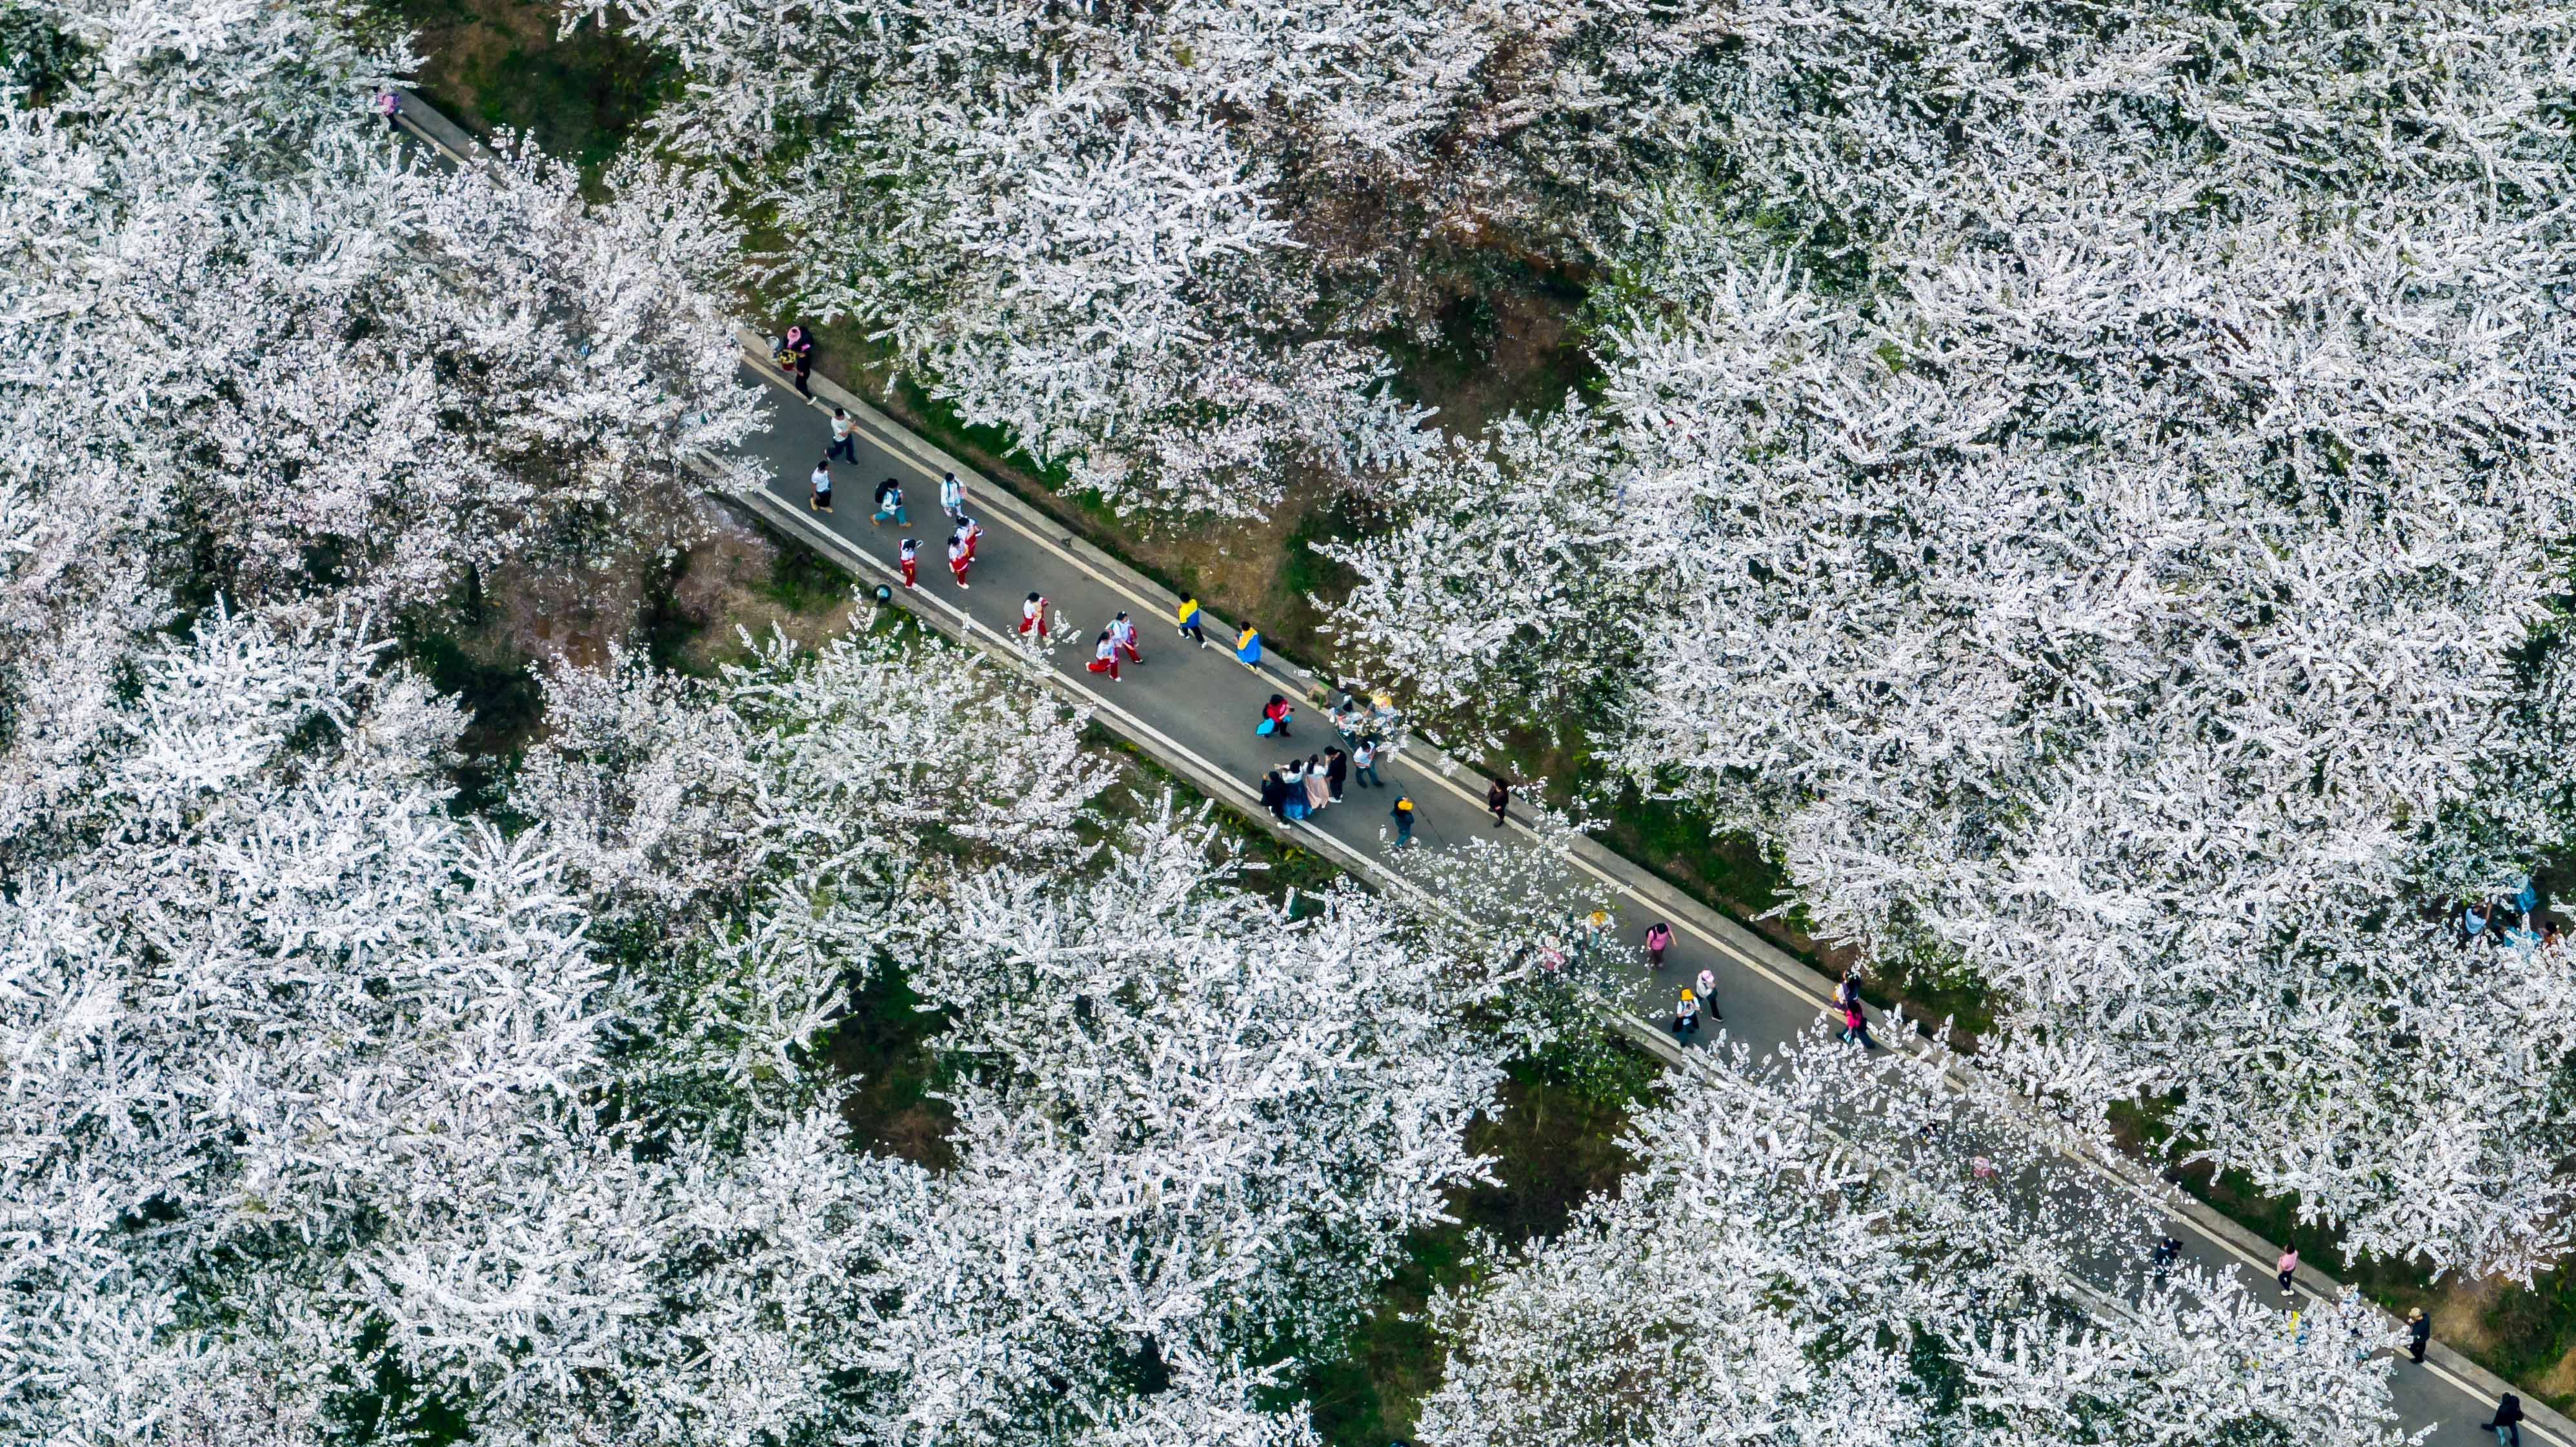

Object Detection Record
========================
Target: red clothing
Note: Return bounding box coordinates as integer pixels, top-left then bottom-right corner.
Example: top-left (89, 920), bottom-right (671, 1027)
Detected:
top-left (1086, 639), bottom-right (1120, 680)
top-left (1019, 599), bottom-right (1048, 637)
top-left (898, 545), bottom-right (917, 589)
top-left (947, 541), bottom-right (969, 584)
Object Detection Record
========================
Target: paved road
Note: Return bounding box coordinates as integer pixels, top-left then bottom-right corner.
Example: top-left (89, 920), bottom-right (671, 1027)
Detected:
top-left (723, 354), bottom-right (2553, 1447)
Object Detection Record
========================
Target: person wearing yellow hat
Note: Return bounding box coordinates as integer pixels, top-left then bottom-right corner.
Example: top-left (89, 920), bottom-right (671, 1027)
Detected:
top-left (1673, 987), bottom-right (1701, 1044)
top-left (1389, 792), bottom-right (1415, 847)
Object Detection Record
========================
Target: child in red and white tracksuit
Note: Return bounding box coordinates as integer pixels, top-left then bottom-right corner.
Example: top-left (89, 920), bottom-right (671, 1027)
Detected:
top-left (1085, 631), bottom-right (1120, 681)
top-left (1110, 610), bottom-right (1142, 664)
top-left (898, 538), bottom-right (918, 589)
top-left (947, 534), bottom-right (971, 587)
top-left (1020, 593), bottom-right (1049, 638)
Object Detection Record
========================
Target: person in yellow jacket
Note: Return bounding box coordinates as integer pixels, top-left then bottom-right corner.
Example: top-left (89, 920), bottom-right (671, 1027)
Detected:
top-left (1234, 621), bottom-right (1262, 670)
top-left (1177, 595), bottom-right (1207, 647)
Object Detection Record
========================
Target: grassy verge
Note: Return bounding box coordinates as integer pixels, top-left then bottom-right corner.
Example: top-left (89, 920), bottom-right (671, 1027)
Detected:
top-left (372, 0), bottom-right (670, 182)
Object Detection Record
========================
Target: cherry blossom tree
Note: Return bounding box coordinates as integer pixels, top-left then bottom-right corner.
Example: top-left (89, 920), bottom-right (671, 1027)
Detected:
top-left (1325, 0), bottom-right (2576, 1277)
top-left (1418, 1034), bottom-right (2413, 1447)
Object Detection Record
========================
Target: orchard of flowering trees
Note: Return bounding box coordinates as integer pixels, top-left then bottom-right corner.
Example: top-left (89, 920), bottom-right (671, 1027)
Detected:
top-left (0, 0), bottom-right (2550, 1437)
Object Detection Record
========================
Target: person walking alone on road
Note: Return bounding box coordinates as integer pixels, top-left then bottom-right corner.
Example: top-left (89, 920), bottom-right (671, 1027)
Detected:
top-left (1673, 988), bottom-right (1700, 1044)
top-left (1085, 631), bottom-right (1120, 682)
top-left (872, 476), bottom-right (906, 526)
top-left (1260, 694), bottom-right (1294, 738)
top-left (946, 532), bottom-right (971, 588)
top-left (828, 407), bottom-right (859, 463)
top-left (1303, 756), bottom-right (1331, 815)
top-left (1696, 967), bottom-right (1715, 1002)
top-left (898, 537), bottom-right (918, 589)
top-left (1235, 622), bottom-right (1262, 670)
top-left (2275, 1248), bottom-right (2298, 1293)
top-left (1019, 592), bottom-right (1049, 639)
top-left (1389, 793), bottom-right (1415, 847)
top-left (809, 460), bottom-right (833, 514)
top-left (1111, 611), bottom-right (1142, 665)
top-left (1352, 736), bottom-right (1382, 789)
top-left (780, 325), bottom-right (815, 397)
top-left (1487, 777), bottom-right (1509, 828)
top-left (1260, 769), bottom-right (1289, 820)
top-left (2408, 1308), bottom-right (2430, 1364)
top-left (1645, 922), bottom-right (1673, 966)
top-left (1325, 746), bottom-right (1349, 802)
top-left (1178, 596), bottom-right (1207, 647)
top-left (2484, 1392), bottom-right (2526, 1446)
top-left (939, 471), bottom-right (967, 523)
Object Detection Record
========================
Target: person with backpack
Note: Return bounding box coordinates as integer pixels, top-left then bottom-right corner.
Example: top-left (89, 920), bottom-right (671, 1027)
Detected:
top-left (1389, 793), bottom-right (1415, 847)
top-left (828, 407), bottom-right (860, 463)
top-left (808, 460), bottom-right (832, 514)
top-left (1019, 592), bottom-right (1049, 639)
top-left (1085, 630), bottom-right (1120, 682)
top-left (897, 537), bottom-right (918, 589)
top-left (1351, 736), bottom-right (1383, 789)
top-left (1644, 922), bottom-right (1673, 966)
top-left (871, 476), bottom-right (905, 525)
top-left (2483, 1392), bottom-right (2526, 1446)
top-left (1260, 694), bottom-right (1293, 738)
top-left (1178, 596), bottom-right (1207, 647)
top-left (780, 325), bottom-right (815, 396)
top-left (1111, 610), bottom-right (1142, 665)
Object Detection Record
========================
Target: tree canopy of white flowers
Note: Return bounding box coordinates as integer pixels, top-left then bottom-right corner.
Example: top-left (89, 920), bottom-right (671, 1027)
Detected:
top-left (566, 0), bottom-right (1756, 514)
top-left (0, 0), bottom-right (764, 840)
top-left (1419, 1033), bottom-right (2413, 1447)
top-left (1324, 0), bottom-right (2576, 1279)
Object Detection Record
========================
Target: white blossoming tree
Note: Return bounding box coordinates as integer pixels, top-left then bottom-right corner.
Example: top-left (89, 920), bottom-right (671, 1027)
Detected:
top-left (1324, 0), bottom-right (2576, 1277)
top-left (1418, 1035), bottom-right (2413, 1447)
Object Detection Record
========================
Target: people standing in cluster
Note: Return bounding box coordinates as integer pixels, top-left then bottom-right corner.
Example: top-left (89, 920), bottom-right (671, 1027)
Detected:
top-left (1645, 921), bottom-right (1673, 966)
top-left (939, 471), bottom-right (967, 523)
top-left (1260, 694), bottom-right (1294, 738)
top-left (1019, 592), bottom-right (1049, 639)
top-left (946, 531), bottom-right (971, 588)
top-left (1178, 595), bottom-right (1207, 647)
top-left (872, 475), bottom-right (905, 525)
top-left (809, 460), bottom-right (832, 513)
top-left (1325, 746), bottom-right (1349, 802)
top-left (1280, 758), bottom-right (1309, 820)
top-left (954, 515), bottom-right (982, 563)
top-left (1303, 756), bottom-right (1331, 815)
top-left (897, 537), bottom-right (918, 589)
top-left (1111, 611), bottom-right (1142, 665)
top-left (1351, 736), bottom-right (1383, 789)
top-left (1236, 622), bottom-right (1263, 670)
top-left (827, 407), bottom-right (859, 463)
top-left (1086, 630), bottom-right (1120, 682)
top-left (1673, 988), bottom-right (1701, 1043)
top-left (781, 325), bottom-right (815, 397)
top-left (1487, 777), bottom-right (1510, 828)
top-left (1260, 769), bottom-right (1289, 820)
top-left (1389, 792), bottom-right (1415, 846)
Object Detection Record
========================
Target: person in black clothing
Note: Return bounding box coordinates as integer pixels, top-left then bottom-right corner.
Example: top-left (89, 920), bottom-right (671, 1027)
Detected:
top-left (2483, 1391), bottom-right (2525, 1446)
top-left (2407, 1307), bottom-right (2430, 1364)
top-left (780, 325), bottom-right (816, 397)
top-left (1487, 776), bottom-right (1509, 827)
top-left (1325, 747), bottom-right (1349, 802)
top-left (1259, 771), bottom-right (1289, 821)
top-left (2149, 1237), bottom-right (2180, 1280)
